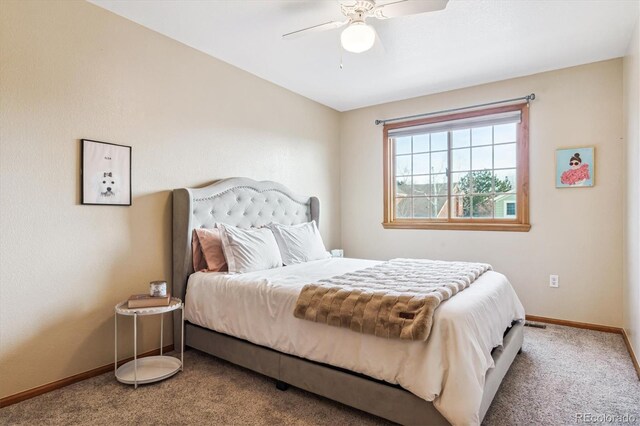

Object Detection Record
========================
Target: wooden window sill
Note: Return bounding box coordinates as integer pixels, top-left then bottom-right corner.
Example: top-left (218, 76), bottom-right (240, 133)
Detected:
top-left (382, 221), bottom-right (531, 232)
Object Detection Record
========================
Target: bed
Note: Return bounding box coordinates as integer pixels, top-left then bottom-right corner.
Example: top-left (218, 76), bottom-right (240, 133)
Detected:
top-left (172, 177), bottom-right (525, 425)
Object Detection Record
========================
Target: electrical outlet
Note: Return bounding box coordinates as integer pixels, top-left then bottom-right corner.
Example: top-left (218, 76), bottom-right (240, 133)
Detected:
top-left (549, 275), bottom-right (559, 288)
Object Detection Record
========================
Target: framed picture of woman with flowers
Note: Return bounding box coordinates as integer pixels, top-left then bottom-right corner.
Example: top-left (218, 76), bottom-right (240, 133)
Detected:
top-left (556, 147), bottom-right (594, 188)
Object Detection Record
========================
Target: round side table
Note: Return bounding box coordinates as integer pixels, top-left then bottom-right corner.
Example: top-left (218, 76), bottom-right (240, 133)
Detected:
top-left (114, 297), bottom-right (184, 388)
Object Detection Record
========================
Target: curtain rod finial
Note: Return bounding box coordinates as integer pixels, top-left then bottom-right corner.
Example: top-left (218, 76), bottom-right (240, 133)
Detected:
top-left (528, 93), bottom-right (536, 101)
top-left (375, 120), bottom-right (383, 125)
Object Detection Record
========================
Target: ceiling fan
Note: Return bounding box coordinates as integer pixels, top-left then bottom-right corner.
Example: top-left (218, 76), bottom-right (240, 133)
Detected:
top-left (282, 0), bottom-right (449, 54)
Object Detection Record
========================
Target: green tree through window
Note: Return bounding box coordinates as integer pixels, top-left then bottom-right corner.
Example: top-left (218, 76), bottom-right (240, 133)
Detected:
top-left (457, 170), bottom-right (512, 217)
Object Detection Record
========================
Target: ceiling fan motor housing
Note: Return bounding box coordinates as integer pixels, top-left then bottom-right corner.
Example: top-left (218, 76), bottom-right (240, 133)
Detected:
top-left (340, 0), bottom-right (376, 20)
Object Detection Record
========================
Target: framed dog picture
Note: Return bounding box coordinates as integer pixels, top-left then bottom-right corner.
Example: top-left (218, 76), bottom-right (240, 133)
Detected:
top-left (556, 147), bottom-right (594, 188)
top-left (81, 139), bottom-right (132, 205)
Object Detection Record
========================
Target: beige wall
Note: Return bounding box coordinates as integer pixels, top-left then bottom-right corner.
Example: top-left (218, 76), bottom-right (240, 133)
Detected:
top-left (340, 60), bottom-right (624, 327)
top-left (0, 0), bottom-right (341, 398)
top-left (623, 17), bottom-right (640, 367)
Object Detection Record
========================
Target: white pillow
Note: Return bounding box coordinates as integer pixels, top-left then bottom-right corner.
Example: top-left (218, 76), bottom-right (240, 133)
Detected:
top-left (267, 221), bottom-right (330, 266)
top-left (217, 224), bottom-right (283, 273)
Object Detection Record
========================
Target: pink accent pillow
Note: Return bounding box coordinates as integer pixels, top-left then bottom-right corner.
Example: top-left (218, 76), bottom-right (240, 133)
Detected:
top-left (191, 230), bottom-right (209, 272)
top-left (193, 228), bottom-right (228, 272)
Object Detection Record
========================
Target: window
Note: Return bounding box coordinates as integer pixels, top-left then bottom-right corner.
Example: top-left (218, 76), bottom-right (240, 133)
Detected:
top-left (383, 103), bottom-right (530, 231)
top-left (505, 202), bottom-right (516, 217)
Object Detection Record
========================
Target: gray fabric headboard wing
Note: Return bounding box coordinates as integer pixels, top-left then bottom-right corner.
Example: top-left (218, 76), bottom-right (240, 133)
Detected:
top-left (172, 177), bottom-right (319, 305)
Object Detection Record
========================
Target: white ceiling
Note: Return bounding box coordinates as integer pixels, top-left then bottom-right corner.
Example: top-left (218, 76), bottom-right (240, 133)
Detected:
top-left (89, 0), bottom-right (639, 112)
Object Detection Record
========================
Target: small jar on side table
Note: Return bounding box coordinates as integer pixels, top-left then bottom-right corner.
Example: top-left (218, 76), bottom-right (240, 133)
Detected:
top-left (114, 297), bottom-right (184, 388)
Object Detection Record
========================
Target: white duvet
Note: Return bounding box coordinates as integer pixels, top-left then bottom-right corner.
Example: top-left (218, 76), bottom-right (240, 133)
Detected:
top-left (185, 258), bottom-right (525, 425)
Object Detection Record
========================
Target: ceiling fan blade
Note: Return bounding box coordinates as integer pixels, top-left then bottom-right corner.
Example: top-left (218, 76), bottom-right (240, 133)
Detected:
top-left (282, 20), bottom-right (349, 39)
top-left (373, 0), bottom-right (449, 20)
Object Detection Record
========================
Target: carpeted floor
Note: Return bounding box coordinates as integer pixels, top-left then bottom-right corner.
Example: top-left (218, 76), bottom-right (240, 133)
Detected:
top-left (1, 324), bottom-right (639, 425)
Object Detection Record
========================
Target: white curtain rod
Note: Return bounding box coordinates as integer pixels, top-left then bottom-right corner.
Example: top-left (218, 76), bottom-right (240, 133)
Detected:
top-left (374, 93), bottom-right (536, 126)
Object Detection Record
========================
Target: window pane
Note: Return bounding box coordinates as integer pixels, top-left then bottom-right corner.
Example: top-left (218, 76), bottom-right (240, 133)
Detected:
top-left (412, 175), bottom-right (429, 196)
top-left (472, 146), bottom-right (492, 170)
top-left (395, 198), bottom-right (412, 218)
top-left (396, 155), bottom-right (412, 176)
top-left (413, 197), bottom-right (431, 218)
top-left (432, 197), bottom-right (448, 218)
top-left (394, 137), bottom-right (411, 155)
top-left (413, 134), bottom-right (429, 153)
top-left (431, 132), bottom-right (447, 151)
top-left (494, 169), bottom-right (516, 193)
top-left (452, 129), bottom-right (470, 148)
top-left (451, 172), bottom-right (471, 196)
top-left (506, 202), bottom-right (516, 216)
top-left (451, 196), bottom-right (471, 218)
top-left (431, 174), bottom-right (448, 196)
top-left (396, 176), bottom-right (412, 197)
top-left (430, 151), bottom-right (448, 173)
top-left (472, 126), bottom-right (492, 146)
top-left (494, 143), bottom-right (516, 169)
top-left (416, 197), bottom-right (448, 218)
top-left (452, 148), bottom-right (470, 172)
top-left (471, 170), bottom-right (493, 194)
top-left (472, 196), bottom-right (494, 218)
top-left (413, 153), bottom-right (430, 175)
top-left (494, 123), bottom-right (516, 143)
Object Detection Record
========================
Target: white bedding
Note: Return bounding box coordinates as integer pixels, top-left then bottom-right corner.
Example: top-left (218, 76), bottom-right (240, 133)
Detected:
top-left (185, 258), bottom-right (525, 425)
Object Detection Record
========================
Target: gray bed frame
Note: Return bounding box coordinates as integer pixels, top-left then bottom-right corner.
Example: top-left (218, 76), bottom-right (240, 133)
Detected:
top-left (172, 177), bottom-right (523, 425)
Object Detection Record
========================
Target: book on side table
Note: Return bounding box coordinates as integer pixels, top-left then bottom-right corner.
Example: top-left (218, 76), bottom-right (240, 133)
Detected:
top-left (127, 293), bottom-right (171, 309)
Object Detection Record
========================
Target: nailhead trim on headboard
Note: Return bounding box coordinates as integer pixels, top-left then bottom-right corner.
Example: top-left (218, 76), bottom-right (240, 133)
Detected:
top-left (194, 186), bottom-right (310, 206)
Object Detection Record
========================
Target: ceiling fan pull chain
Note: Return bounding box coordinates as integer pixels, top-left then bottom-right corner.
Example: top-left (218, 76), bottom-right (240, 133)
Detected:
top-left (339, 36), bottom-right (344, 70)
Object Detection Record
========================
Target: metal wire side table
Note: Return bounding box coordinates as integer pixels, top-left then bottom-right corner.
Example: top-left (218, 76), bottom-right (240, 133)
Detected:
top-left (114, 297), bottom-right (184, 388)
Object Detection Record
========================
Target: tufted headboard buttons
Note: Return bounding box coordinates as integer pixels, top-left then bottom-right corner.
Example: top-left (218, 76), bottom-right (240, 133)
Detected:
top-left (190, 186), bottom-right (312, 230)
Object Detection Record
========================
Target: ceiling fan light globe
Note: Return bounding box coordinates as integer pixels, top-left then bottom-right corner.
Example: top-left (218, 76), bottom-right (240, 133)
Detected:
top-left (340, 22), bottom-right (376, 53)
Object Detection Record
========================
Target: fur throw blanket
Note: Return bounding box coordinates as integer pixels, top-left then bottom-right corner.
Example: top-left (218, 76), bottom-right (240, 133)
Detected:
top-left (294, 259), bottom-right (492, 341)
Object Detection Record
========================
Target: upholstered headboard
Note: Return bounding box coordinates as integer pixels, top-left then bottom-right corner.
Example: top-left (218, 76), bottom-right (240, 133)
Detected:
top-left (172, 177), bottom-right (319, 308)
